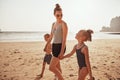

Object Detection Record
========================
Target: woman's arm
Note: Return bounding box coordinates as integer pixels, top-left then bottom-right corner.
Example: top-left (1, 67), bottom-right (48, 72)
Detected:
top-left (58, 22), bottom-right (68, 58)
top-left (44, 23), bottom-right (54, 51)
top-left (82, 46), bottom-right (93, 78)
top-left (61, 45), bottom-right (76, 59)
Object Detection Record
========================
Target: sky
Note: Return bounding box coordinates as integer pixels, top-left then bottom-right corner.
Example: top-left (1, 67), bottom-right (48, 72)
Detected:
top-left (0, 0), bottom-right (120, 32)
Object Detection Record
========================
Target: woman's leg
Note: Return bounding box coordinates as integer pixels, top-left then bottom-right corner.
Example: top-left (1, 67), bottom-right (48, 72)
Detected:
top-left (78, 67), bottom-right (88, 80)
top-left (56, 61), bottom-right (62, 73)
top-left (53, 61), bottom-right (62, 80)
top-left (49, 57), bottom-right (64, 80)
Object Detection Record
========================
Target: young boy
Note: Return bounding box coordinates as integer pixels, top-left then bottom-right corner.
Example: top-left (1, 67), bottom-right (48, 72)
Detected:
top-left (35, 33), bottom-right (52, 80)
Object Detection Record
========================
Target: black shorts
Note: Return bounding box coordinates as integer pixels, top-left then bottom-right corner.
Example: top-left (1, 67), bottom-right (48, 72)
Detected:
top-left (52, 43), bottom-right (66, 57)
top-left (43, 54), bottom-right (52, 64)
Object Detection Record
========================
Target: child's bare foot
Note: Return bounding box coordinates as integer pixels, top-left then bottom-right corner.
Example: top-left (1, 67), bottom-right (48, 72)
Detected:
top-left (34, 74), bottom-right (43, 80)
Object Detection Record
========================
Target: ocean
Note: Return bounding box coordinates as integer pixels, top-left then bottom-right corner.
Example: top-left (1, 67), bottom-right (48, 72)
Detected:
top-left (0, 32), bottom-right (120, 42)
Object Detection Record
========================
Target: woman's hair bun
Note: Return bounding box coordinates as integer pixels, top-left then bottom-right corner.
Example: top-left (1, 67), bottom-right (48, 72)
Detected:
top-left (54, 3), bottom-right (62, 14)
top-left (55, 4), bottom-right (60, 8)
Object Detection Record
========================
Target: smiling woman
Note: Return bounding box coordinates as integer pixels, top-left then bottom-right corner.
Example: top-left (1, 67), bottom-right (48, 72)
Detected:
top-left (43, 3), bottom-right (68, 80)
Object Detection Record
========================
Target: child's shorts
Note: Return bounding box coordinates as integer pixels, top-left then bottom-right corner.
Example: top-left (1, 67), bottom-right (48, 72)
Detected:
top-left (43, 54), bottom-right (52, 64)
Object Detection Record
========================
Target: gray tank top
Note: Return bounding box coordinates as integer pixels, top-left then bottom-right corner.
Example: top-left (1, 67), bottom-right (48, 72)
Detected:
top-left (52, 23), bottom-right (63, 43)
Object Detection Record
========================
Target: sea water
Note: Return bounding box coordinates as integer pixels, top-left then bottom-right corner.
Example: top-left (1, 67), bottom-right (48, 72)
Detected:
top-left (0, 32), bottom-right (120, 42)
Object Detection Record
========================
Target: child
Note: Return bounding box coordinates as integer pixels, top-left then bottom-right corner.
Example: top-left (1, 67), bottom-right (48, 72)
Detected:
top-left (61, 29), bottom-right (94, 80)
top-left (35, 33), bottom-right (53, 80)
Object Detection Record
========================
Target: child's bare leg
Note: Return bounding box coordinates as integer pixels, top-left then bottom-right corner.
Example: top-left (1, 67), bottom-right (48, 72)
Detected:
top-left (35, 62), bottom-right (46, 80)
top-left (40, 62), bottom-right (46, 77)
top-left (78, 67), bottom-right (88, 80)
top-left (49, 57), bottom-right (64, 80)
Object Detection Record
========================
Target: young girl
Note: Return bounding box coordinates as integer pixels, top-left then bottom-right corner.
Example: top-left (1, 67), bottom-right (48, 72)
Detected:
top-left (61, 29), bottom-right (94, 80)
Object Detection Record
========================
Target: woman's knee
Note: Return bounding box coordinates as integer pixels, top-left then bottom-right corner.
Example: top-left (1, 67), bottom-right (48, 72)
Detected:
top-left (49, 57), bottom-right (59, 71)
top-left (49, 65), bottom-right (55, 71)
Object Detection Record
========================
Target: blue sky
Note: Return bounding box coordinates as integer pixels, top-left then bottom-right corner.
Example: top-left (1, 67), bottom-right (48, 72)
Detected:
top-left (0, 0), bottom-right (120, 32)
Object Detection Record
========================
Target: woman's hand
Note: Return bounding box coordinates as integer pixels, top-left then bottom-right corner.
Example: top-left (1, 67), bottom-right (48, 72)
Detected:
top-left (58, 52), bottom-right (63, 59)
top-left (59, 56), bottom-right (65, 60)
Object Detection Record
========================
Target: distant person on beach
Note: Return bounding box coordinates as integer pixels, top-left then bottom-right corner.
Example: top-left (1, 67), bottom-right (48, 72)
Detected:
top-left (61, 29), bottom-right (94, 80)
top-left (44, 4), bottom-right (68, 80)
top-left (35, 33), bottom-right (54, 80)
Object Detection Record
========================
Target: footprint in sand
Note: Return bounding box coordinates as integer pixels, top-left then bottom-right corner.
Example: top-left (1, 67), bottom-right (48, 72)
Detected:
top-left (105, 60), bottom-right (108, 62)
top-left (18, 57), bottom-right (22, 60)
top-left (24, 72), bottom-right (28, 76)
top-left (3, 70), bottom-right (8, 72)
top-left (10, 76), bottom-right (19, 80)
top-left (14, 49), bottom-right (20, 54)
top-left (36, 62), bottom-right (40, 65)
top-left (107, 68), bottom-right (110, 70)
top-left (4, 75), bottom-right (7, 77)
top-left (92, 66), bottom-right (98, 69)
top-left (69, 74), bottom-right (76, 77)
top-left (103, 64), bottom-right (106, 65)
top-left (4, 63), bottom-right (9, 66)
top-left (111, 61), bottom-right (115, 63)
top-left (104, 73), bottom-right (115, 80)
top-left (20, 62), bottom-right (25, 65)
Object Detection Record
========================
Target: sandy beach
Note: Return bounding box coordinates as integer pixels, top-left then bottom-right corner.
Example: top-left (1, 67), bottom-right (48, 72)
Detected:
top-left (0, 39), bottom-right (120, 80)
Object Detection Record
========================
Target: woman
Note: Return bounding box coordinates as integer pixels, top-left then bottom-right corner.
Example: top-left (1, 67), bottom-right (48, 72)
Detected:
top-left (44, 4), bottom-right (68, 80)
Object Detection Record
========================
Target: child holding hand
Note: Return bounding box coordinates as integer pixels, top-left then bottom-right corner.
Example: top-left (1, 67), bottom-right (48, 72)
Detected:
top-left (61, 29), bottom-right (94, 80)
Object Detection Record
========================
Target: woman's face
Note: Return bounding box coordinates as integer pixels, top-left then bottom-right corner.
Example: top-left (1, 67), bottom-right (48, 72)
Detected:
top-left (54, 11), bottom-right (62, 20)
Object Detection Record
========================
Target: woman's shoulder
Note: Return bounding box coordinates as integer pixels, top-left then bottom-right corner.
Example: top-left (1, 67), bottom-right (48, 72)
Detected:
top-left (61, 20), bottom-right (68, 30)
top-left (62, 20), bottom-right (67, 25)
top-left (51, 22), bottom-right (56, 29)
top-left (52, 22), bottom-right (55, 26)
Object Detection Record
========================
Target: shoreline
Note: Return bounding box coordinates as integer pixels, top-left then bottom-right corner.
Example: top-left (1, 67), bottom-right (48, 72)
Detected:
top-left (0, 38), bottom-right (120, 43)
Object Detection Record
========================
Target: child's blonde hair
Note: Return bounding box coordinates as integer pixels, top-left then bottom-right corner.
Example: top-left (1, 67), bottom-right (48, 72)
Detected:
top-left (78, 29), bottom-right (93, 41)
